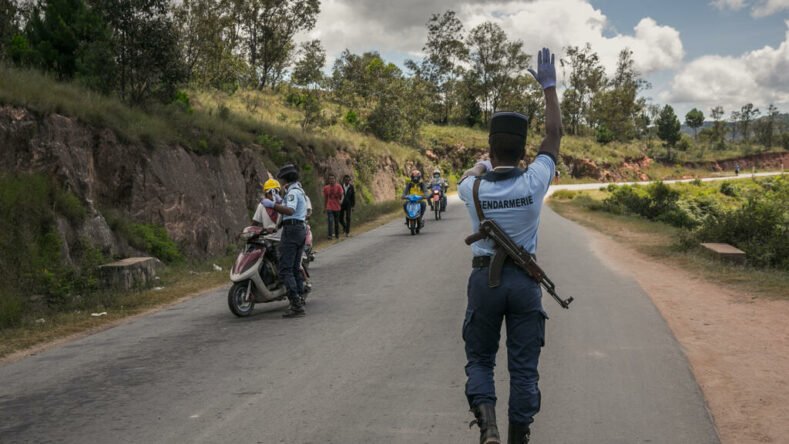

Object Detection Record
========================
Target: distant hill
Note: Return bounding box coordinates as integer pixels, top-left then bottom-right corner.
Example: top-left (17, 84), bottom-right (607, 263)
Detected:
top-left (680, 113), bottom-right (789, 139)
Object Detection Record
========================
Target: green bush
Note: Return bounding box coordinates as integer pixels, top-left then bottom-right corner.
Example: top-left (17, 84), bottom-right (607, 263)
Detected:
top-left (126, 224), bottom-right (182, 263)
top-left (719, 181), bottom-right (738, 197)
top-left (0, 292), bottom-right (24, 329)
top-left (595, 125), bottom-right (614, 145)
top-left (0, 173), bottom-right (100, 309)
top-left (693, 193), bottom-right (788, 268)
top-left (602, 182), bottom-right (696, 227)
top-left (552, 190), bottom-right (578, 200)
top-left (344, 110), bottom-right (359, 127)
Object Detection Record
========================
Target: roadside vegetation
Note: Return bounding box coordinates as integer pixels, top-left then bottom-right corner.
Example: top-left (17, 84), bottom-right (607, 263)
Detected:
top-left (550, 176), bottom-right (789, 298)
top-left (0, 195), bottom-right (403, 358)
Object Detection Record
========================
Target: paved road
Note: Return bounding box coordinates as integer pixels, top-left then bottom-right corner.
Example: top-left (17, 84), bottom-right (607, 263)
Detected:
top-left (0, 197), bottom-right (719, 443)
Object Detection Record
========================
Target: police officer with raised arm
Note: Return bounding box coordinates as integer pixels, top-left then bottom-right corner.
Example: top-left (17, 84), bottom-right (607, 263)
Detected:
top-left (261, 163), bottom-right (309, 318)
top-left (458, 47), bottom-right (562, 444)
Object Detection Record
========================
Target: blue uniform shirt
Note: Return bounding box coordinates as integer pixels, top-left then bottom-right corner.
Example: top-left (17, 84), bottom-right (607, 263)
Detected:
top-left (459, 155), bottom-right (555, 256)
top-left (282, 182), bottom-right (308, 221)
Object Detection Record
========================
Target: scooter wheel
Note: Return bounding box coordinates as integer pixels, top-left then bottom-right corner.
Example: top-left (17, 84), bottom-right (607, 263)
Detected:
top-left (228, 281), bottom-right (255, 317)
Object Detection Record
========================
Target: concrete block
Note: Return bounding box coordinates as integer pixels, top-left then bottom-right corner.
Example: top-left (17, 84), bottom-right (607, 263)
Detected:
top-left (700, 243), bottom-right (746, 264)
top-left (99, 257), bottom-right (162, 290)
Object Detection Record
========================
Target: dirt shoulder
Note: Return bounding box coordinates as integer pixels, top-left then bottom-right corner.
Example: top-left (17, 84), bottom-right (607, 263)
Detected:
top-left (550, 201), bottom-right (789, 443)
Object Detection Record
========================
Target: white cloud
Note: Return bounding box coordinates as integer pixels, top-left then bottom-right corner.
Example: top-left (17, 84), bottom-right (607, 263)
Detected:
top-left (751, 0), bottom-right (789, 17)
top-left (711, 0), bottom-right (747, 11)
top-left (304, 0), bottom-right (684, 79)
top-left (710, 0), bottom-right (789, 17)
top-left (665, 20), bottom-right (789, 112)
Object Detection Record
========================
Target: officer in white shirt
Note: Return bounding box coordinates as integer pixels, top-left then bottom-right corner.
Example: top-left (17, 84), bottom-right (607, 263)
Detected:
top-left (458, 48), bottom-right (562, 444)
top-left (261, 164), bottom-right (309, 318)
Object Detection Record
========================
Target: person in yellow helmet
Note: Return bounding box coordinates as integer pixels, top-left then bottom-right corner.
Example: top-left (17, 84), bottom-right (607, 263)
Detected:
top-left (253, 178), bottom-right (283, 238)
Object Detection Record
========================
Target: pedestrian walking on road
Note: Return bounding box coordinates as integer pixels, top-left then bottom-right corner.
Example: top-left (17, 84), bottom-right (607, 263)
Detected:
top-left (339, 174), bottom-right (356, 237)
top-left (458, 47), bottom-right (562, 444)
top-left (323, 173), bottom-right (344, 240)
top-left (261, 164), bottom-right (309, 318)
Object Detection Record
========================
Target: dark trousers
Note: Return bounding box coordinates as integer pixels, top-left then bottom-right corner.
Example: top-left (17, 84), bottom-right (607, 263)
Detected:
top-left (327, 211), bottom-right (340, 238)
top-left (339, 207), bottom-right (352, 234)
top-left (278, 224), bottom-right (306, 301)
top-left (463, 265), bottom-right (547, 426)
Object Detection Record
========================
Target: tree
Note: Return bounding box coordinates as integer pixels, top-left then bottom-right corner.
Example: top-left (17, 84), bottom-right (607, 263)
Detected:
top-left (729, 110), bottom-right (740, 141)
top-left (20, 0), bottom-right (115, 92)
top-left (329, 50), bottom-right (431, 143)
top-left (465, 21), bottom-right (530, 124)
top-left (755, 104), bottom-right (780, 147)
top-left (738, 103), bottom-right (760, 143)
top-left (291, 39), bottom-right (325, 130)
top-left (238, 0), bottom-right (320, 89)
top-left (589, 49), bottom-right (649, 141)
top-left (560, 43), bottom-right (605, 135)
top-left (0, 0), bottom-right (18, 60)
top-left (92, 0), bottom-right (187, 104)
top-left (291, 39), bottom-right (325, 90)
top-left (175, 0), bottom-right (246, 91)
top-left (710, 106), bottom-right (725, 149)
top-left (418, 10), bottom-right (467, 124)
top-left (685, 108), bottom-right (704, 140)
top-left (657, 104), bottom-right (681, 159)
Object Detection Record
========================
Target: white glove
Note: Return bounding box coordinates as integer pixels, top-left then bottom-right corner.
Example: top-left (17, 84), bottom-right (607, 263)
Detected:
top-left (261, 198), bottom-right (275, 208)
top-left (528, 47), bottom-right (557, 90)
top-left (273, 193), bottom-right (283, 204)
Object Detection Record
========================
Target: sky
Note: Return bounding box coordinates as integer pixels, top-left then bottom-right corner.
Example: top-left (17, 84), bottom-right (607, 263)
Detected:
top-left (299, 0), bottom-right (789, 120)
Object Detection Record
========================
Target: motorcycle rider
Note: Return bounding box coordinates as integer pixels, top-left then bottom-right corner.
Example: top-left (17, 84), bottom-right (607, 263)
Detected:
top-left (402, 169), bottom-right (428, 228)
top-left (261, 164), bottom-right (309, 318)
top-left (428, 168), bottom-right (448, 212)
top-left (253, 179), bottom-right (283, 239)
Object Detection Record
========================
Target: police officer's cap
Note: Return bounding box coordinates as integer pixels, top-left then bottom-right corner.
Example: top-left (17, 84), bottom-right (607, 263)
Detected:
top-left (276, 163), bottom-right (298, 179)
top-left (489, 112), bottom-right (529, 139)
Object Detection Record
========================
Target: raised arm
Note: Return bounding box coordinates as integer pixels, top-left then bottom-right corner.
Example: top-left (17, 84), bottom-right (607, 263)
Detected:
top-left (528, 47), bottom-right (562, 160)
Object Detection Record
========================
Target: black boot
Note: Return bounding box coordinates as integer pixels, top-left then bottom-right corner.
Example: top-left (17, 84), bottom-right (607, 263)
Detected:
top-left (507, 423), bottom-right (530, 444)
top-left (282, 295), bottom-right (305, 318)
top-left (469, 404), bottom-right (501, 444)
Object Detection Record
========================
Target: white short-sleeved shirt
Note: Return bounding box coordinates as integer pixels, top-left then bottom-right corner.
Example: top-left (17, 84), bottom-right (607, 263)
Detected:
top-left (459, 154), bottom-right (555, 256)
top-left (253, 203), bottom-right (282, 241)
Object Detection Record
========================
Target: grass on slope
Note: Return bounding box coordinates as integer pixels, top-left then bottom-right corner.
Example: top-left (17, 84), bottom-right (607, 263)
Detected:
top-left (0, 64), bottom-right (423, 169)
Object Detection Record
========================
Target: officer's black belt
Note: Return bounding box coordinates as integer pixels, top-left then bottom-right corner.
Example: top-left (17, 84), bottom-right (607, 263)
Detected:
top-left (473, 255), bottom-right (535, 269)
top-left (281, 219), bottom-right (305, 226)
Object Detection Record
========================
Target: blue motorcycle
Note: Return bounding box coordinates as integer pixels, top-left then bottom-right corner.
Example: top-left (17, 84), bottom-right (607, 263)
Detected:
top-left (404, 194), bottom-right (424, 235)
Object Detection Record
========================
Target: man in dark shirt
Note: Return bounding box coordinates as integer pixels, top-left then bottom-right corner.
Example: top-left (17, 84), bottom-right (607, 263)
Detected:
top-left (339, 175), bottom-right (356, 237)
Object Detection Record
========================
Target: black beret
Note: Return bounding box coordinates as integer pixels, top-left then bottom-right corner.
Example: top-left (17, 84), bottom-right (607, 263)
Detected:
top-left (489, 112), bottom-right (529, 139)
top-left (276, 163), bottom-right (298, 179)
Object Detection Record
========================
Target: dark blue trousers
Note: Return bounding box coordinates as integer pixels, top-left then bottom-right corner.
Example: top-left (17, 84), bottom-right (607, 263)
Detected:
top-left (278, 224), bottom-right (306, 300)
top-left (463, 265), bottom-right (547, 426)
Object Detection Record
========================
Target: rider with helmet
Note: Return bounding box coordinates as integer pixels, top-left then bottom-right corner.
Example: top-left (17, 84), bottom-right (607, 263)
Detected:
top-left (428, 168), bottom-right (449, 212)
top-left (402, 169), bottom-right (428, 228)
top-left (253, 178), bottom-right (284, 239)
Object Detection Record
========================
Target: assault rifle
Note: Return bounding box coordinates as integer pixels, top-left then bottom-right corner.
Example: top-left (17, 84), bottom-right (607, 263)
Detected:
top-left (465, 219), bottom-right (574, 309)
